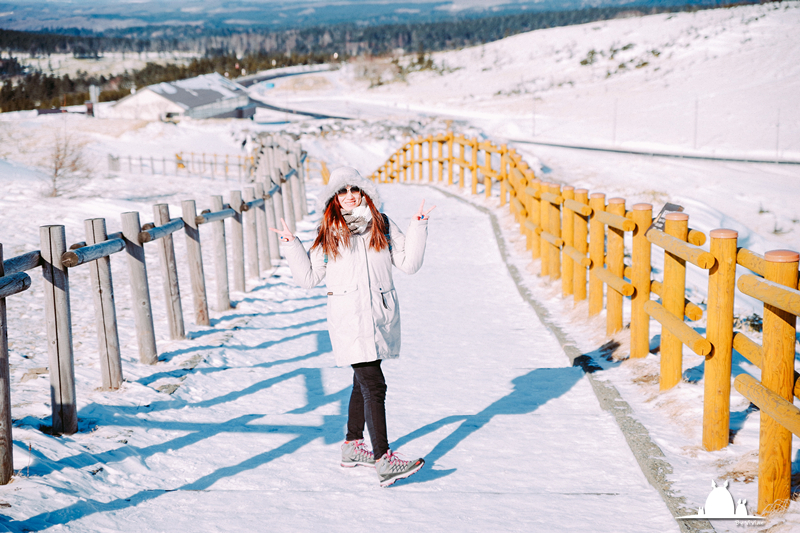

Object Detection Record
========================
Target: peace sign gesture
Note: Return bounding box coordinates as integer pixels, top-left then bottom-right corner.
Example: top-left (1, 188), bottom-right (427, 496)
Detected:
top-left (415, 199), bottom-right (436, 221)
top-left (269, 218), bottom-right (295, 243)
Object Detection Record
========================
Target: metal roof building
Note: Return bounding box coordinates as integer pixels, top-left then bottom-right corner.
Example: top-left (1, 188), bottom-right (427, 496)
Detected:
top-left (109, 73), bottom-right (250, 121)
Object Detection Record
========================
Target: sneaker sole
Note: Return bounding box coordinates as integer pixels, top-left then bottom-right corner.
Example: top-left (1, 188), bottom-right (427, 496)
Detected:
top-left (341, 461), bottom-right (375, 468)
top-left (379, 458), bottom-right (425, 487)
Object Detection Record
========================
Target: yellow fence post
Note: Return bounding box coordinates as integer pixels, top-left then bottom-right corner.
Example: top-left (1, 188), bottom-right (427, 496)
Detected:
top-left (457, 136), bottom-right (465, 188)
top-left (406, 143), bottom-right (410, 181)
top-left (447, 131), bottom-right (454, 185)
top-left (428, 135), bottom-right (434, 182)
top-left (548, 183), bottom-right (561, 282)
top-left (606, 197), bottom-right (626, 335)
top-left (588, 193), bottom-right (606, 317)
top-left (471, 138), bottom-right (479, 195)
top-left (529, 178), bottom-right (541, 261)
top-left (703, 228), bottom-right (738, 452)
top-left (540, 182), bottom-right (551, 278)
top-left (573, 189), bottom-right (590, 303)
top-left (630, 203), bottom-right (653, 357)
top-left (661, 212), bottom-right (689, 391)
top-left (758, 249), bottom-right (799, 515)
top-left (417, 136), bottom-right (424, 180)
top-left (500, 152), bottom-right (508, 206)
top-left (523, 170), bottom-right (536, 253)
top-left (395, 149), bottom-right (402, 181)
top-left (562, 186), bottom-right (575, 297)
top-left (437, 138), bottom-right (443, 182)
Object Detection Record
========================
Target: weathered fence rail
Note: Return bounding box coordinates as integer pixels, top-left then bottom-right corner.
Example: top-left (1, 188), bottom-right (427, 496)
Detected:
top-left (0, 134), bottom-right (308, 486)
top-left (108, 152), bottom-right (257, 182)
top-left (370, 131), bottom-right (800, 517)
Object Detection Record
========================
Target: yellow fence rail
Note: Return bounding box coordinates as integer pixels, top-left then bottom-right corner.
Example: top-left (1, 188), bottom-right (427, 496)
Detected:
top-left (370, 131), bottom-right (800, 517)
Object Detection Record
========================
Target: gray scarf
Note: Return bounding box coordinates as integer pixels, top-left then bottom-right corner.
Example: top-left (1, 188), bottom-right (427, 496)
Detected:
top-left (340, 197), bottom-right (373, 235)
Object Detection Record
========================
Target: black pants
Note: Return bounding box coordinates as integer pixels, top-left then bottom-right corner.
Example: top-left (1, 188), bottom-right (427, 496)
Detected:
top-left (346, 360), bottom-right (388, 460)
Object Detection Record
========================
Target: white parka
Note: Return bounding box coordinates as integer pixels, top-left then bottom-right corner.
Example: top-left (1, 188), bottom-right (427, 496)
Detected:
top-left (282, 166), bottom-right (428, 367)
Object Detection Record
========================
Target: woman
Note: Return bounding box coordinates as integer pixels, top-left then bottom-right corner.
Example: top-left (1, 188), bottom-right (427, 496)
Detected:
top-left (271, 166), bottom-right (435, 487)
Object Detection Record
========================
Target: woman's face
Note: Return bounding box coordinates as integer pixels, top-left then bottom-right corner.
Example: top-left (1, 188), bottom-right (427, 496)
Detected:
top-left (337, 185), bottom-right (362, 210)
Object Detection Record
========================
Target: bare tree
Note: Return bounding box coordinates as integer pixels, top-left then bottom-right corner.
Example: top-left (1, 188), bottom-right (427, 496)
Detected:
top-left (44, 132), bottom-right (91, 197)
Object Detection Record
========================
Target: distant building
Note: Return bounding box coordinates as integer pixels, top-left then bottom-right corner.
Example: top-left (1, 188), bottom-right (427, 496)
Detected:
top-left (109, 73), bottom-right (252, 121)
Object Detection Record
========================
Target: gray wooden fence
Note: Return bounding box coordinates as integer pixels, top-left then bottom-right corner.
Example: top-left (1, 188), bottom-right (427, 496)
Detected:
top-left (0, 138), bottom-right (308, 484)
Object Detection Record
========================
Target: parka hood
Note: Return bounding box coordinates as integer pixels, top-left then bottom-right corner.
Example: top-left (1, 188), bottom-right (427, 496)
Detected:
top-left (316, 166), bottom-right (381, 213)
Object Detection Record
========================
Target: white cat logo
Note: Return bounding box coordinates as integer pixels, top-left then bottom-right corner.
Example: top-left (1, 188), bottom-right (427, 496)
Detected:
top-left (678, 480), bottom-right (761, 521)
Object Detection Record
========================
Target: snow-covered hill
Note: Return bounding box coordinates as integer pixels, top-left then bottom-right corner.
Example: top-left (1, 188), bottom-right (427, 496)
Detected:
top-left (1, 2), bottom-right (799, 531)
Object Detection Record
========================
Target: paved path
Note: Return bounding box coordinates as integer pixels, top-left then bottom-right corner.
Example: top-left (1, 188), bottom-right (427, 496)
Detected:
top-left (6, 185), bottom-right (680, 532)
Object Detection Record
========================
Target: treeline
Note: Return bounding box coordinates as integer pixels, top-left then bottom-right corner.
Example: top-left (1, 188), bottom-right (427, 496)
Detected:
top-left (0, 28), bottom-right (138, 57)
top-left (2, 2), bottom-right (761, 57)
top-left (184, 4), bottom-right (702, 57)
top-left (0, 51), bottom-right (328, 112)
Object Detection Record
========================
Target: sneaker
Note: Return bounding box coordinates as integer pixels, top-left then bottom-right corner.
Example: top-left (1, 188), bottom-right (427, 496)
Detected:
top-left (341, 439), bottom-right (375, 468)
top-left (375, 450), bottom-right (425, 487)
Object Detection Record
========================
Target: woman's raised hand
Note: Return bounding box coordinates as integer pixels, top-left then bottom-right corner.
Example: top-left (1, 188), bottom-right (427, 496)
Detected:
top-left (269, 218), bottom-right (295, 243)
top-left (415, 199), bottom-right (437, 221)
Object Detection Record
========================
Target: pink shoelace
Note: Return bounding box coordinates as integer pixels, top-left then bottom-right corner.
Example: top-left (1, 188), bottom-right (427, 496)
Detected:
top-left (353, 440), bottom-right (374, 459)
top-left (383, 450), bottom-right (414, 468)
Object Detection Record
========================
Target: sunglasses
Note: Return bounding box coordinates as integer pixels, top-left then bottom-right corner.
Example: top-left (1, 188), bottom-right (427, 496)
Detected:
top-left (336, 186), bottom-right (361, 196)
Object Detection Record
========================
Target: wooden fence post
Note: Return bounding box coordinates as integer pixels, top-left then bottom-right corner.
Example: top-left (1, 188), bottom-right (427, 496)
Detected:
top-left (606, 197), bottom-right (626, 335)
top-left (40, 225), bottom-right (78, 434)
top-left (703, 228), bottom-right (738, 451)
top-left (499, 152), bottom-right (508, 207)
top-left (561, 186), bottom-right (575, 298)
top-left (209, 195), bottom-right (232, 311)
top-left (263, 188), bottom-right (280, 263)
top-left (447, 132), bottom-right (454, 185)
top-left (548, 183), bottom-right (562, 282)
top-left (573, 189), bottom-right (590, 303)
top-left (0, 245), bottom-right (13, 482)
top-left (529, 179), bottom-right (542, 261)
top-left (437, 139), bottom-right (444, 182)
top-left (588, 193), bottom-right (606, 317)
top-left (120, 213), bottom-right (158, 365)
top-left (410, 140), bottom-right (417, 181)
top-left (288, 156), bottom-right (304, 223)
top-left (428, 135), bottom-right (434, 182)
top-left (253, 183), bottom-right (273, 270)
top-left (758, 249), bottom-right (799, 515)
top-left (271, 175), bottom-right (286, 227)
top-left (457, 137), bottom-right (465, 188)
top-left (230, 190), bottom-right (246, 293)
top-left (279, 157), bottom-right (296, 233)
top-left (153, 205), bottom-right (185, 340)
top-left (661, 212), bottom-right (689, 391)
top-left (181, 200), bottom-right (210, 326)
top-left (84, 218), bottom-right (123, 388)
top-left (540, 182), bottom-right (551, 278)
top-left (293, 149), bottom-right (309, 217)
top-left (471, 138), bottom-right (478, 195)
top-left (630, 203), bottom-right (653, 357)
top-left (243, 188), bottom-right (261, 280)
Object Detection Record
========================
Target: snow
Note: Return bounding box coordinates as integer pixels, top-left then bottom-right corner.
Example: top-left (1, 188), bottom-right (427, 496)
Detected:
top-left (1, 1), bottom-right (800, 531)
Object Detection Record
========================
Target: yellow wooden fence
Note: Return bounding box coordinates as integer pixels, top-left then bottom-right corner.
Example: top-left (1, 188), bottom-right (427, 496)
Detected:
top-left (370, 131), bottom-right (800, 516)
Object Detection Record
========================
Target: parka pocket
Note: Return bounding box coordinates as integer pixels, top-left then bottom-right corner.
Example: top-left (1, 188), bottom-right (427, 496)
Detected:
top-left (327, 285), bottom-right (361, 343)
top-left (378, 288), bottom-right (397, 314)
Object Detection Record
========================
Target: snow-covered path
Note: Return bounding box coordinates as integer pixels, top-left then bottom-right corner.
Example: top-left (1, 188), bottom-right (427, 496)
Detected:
top-left (4, 184), bottom-right (679, 532)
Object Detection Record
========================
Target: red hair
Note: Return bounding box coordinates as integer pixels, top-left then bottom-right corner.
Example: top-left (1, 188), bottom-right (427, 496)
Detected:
top-left (312, 195), bottom-right (388, 260)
